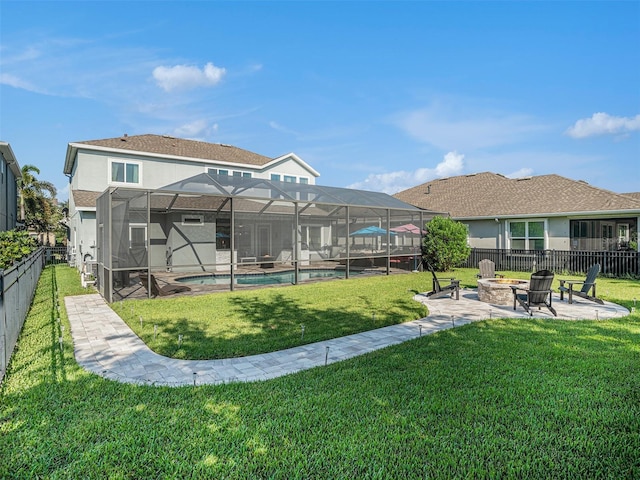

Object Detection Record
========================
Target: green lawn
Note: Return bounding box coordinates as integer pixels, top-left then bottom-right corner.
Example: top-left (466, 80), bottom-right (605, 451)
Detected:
top-left (1, 265), bottom-right (639, 478)
top-left (117, 267), bottom-right (640, 359)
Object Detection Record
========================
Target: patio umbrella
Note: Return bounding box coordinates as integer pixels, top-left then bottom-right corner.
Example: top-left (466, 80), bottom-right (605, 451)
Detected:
top-left (390, 223), bottom-right (425, 235)
top-left (349, 225), bottom-right (395, 236)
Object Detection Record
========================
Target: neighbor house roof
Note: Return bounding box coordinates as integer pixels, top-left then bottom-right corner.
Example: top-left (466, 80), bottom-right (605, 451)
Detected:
top-left (64, 134), bottom-right (320, 177)
top-left (0, 141), bottom-right (22, 178)
top-left (622, 192), bottom-right (640, 201)
top-left (393, 172), bottom-right (640, 219)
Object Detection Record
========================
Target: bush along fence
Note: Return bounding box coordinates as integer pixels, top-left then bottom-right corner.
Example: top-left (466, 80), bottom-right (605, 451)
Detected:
top-left (0, 248), bottom-right (45, 385)
top-left (463, 248), bottom-right (640, 277)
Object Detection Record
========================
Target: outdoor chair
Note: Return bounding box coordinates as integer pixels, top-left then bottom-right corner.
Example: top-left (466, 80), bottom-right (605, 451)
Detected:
top-left (558, 263), bottom-right (603, 305)
top-left (139, 274), bottom-right (191, 297)
top-left (511, 269), bottom-right (557, 317)
top-left (424, 262), bottom-right (460, 300)
top-left (476, 259), bottom-right (504, 279)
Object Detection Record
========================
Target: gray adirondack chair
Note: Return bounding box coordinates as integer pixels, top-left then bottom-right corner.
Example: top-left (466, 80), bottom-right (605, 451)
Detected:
top-left (477, 259), bottom-right (504, 279)
top-left (424, 262), bottom-right (460, 300)
top-left (511, 269), bottom-right (557, 316)
top-left (559, 264), bottom-right (603, 304)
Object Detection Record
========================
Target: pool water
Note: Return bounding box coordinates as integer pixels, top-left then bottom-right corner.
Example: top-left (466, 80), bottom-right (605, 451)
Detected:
top-left (176, 269), bottom-right (360, 286)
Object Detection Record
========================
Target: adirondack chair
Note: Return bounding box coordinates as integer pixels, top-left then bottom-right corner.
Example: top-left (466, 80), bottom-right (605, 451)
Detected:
top-left (140, 274), bottom-right (191, 297)
top-left (424, 262), bottom-right (460, 300)
top-left (476, 259), bottom-right (504, 279)
top-left (511, 269), bottom-right (557, 316)
top-left (559, 264), bottom-right (603, 305)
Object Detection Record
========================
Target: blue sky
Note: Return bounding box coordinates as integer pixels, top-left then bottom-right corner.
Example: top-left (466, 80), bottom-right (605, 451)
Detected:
top-left (1, 1), bottom-right (639, 201)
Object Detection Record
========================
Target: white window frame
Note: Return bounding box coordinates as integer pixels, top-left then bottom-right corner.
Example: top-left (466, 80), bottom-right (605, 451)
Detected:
top-left (207, 167), bottom-right (252, 178)
top-left (109, 158), bottom-right (142, 186)
top-left (506, 219), bottom-right (548, 250)
top-left (129, 223), bottom-right (147, 249)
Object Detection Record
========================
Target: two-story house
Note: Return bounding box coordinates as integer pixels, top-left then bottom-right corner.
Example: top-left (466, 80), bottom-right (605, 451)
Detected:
top-left (63, 134), bottom-right (320, 267)
top-left (0, 142), bottom-right (21, 232)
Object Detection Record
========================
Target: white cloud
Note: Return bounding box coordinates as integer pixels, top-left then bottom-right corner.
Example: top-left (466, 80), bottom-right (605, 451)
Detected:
top-left (153, 62), bottom-right (226, 92)
top-left (505, 168), bottom-right (534, 179)
top-left (269, 121), bottom-right (300, 136)
top-left (0, 72), bottom-right (43, 93)
top-left (171, 119), bottom-right (218, 139)
top-left (347, 151), bottom-right (465, 194)
top-left (393, 101), bottom-right (547, 151)
top-left (565, 112), bottom-right (640, 139)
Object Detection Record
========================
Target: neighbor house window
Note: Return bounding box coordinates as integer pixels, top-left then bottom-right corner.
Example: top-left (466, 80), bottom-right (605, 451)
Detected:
top-left (508, 220), bottom-right (546, 250)
top-left (299, 177), bottom-right (309, 184)
top-left (110, 160), bottom-right (140, 185)
top-left (284, 175), bottom-right (296, 183)
top-left (270, 173), bottom-right (281, 182)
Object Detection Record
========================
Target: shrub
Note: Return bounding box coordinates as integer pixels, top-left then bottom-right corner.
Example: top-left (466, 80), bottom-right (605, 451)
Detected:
top-left (422, 216), bottom-right (470, 271)
top-left (0, 230), bottom-right (38, 270)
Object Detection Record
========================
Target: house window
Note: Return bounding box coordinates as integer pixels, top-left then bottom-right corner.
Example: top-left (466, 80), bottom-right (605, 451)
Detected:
top-left (509, 220), bottom-right (545, 250)
top-left (270, 173), bottom-right (281, 182)
top-left (242, 172), bottom-right (252, 178)
top-left (284, 175), bottom-right (296, 183)
top-left (182, 214), bottom-right (204, 226)
top-left (299, 177), bottom-right (309, 184)
top-left (111, 160), bottom-right (140, 185)
top-left (216, 218), bottom-right (230, 249)
top-left (129, 224), bottom-right (147, 249)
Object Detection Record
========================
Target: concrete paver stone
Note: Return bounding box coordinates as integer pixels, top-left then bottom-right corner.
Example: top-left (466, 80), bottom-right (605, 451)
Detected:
top-left (64, 290), bottom-right (629, 387)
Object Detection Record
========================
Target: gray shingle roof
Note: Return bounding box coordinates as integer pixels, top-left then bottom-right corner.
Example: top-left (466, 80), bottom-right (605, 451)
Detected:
top-left (71, 190), bottom-right (102, 208)
top-left (621, 192), bottom-right (640, 201)
top-left (72, 134), bottom-right (273, 166)
top-left (393, 172), bottom-right (640, 218)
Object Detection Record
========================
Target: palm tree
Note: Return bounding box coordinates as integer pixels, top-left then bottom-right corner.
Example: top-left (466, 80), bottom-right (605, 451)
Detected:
top-left (17, 164), bottom-right (57, 229)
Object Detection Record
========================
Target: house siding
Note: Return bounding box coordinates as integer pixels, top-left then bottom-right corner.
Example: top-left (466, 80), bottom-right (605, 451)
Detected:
top-left (65, 136), bottom-right (320, 268)
top-left (0, 143), bottom-right (20, 232)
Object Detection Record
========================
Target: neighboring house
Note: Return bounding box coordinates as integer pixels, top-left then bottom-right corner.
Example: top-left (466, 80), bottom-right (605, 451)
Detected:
top-left (0, 142), bottom-right (21, 232)
top-left (63, 134), bottom-right (320, 267)
top-left (394, 172), bottom-right (640, 252)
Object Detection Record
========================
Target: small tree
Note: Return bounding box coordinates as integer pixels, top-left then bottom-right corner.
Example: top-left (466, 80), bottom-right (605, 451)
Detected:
top-left (17, 164), bottom-right (57, 230)
top-left (422, 216), bottom-right (470, 271)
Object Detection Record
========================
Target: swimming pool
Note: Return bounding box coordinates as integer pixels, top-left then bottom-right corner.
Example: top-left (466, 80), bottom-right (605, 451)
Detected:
top-left (175, 269), bottom-right (361, 286)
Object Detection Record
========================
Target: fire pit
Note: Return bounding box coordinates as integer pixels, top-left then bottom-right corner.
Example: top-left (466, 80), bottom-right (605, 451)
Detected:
top-left (477, 278), bottom-right (529, 305)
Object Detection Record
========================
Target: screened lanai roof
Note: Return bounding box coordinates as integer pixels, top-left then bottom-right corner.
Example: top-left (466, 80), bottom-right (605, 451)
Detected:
top-left (156, 172), bottom-right (423, 211)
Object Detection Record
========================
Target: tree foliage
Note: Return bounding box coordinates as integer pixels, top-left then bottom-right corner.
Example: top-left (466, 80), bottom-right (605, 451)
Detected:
top-left (18, 164), bottom-right (58, 233)
top-left (0, 230), bottom-right (38, 270)
top-left (422, 216), bottom-right (471, 271)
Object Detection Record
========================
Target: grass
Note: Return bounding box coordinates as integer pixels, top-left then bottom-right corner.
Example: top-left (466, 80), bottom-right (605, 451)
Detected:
top-left (116, 272), bottom-right (429, 359)
top-left (117, 267), bottom-right (640, 359)
top-left (1, 265), bottom-right (639, 478)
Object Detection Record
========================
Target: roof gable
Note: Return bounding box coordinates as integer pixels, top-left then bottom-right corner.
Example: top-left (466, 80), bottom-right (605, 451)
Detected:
top-left (64, 134), bottom-right (318, 177)
top-left (394, 172), bottom-right (640, 218)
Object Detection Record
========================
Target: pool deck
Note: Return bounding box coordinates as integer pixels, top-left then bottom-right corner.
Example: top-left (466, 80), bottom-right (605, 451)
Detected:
top-left (64, 288), bottom-right (629, 387)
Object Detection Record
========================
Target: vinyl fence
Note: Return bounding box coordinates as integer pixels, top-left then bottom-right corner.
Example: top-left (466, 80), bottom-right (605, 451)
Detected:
top-left (463, 248), bottom-right (639, 277)
top-left (0, 248), bottom-right (45, 385)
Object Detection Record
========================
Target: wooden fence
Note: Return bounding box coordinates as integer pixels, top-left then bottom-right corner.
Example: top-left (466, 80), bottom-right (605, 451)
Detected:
top-left (0, 248), bottom-right (45, 385)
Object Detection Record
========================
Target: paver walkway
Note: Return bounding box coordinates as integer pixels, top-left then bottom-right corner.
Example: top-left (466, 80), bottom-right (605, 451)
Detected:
top-left (65, 290), bottom-right (629, 387)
